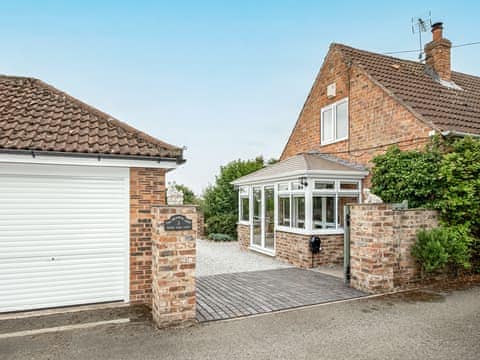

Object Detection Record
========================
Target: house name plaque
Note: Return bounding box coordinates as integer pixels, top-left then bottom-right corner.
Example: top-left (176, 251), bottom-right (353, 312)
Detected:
top-left (164, 215), bottom-right (192, 231)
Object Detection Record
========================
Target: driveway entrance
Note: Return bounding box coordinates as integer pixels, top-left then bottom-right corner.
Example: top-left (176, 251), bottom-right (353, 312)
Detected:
top-left (196, 268), bottom-right (365, 322)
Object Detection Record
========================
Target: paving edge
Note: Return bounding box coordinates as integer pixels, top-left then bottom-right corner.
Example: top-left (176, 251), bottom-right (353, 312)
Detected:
top-left (0, 318), bottom-right (130, 339)
top-left (199, 287), bottom-right (427, 325)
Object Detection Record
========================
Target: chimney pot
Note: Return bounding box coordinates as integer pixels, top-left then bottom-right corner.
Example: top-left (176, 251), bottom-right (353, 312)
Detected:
top-left (431, 22), bottom-right (443, 42)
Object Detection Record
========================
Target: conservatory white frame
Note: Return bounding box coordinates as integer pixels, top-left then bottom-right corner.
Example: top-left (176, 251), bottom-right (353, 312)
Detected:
top-left (237, 175), bottom-right (363, 256)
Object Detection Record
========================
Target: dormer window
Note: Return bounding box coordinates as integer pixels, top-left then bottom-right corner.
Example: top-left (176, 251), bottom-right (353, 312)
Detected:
top-left (321, 98), bottom-right (348, 145)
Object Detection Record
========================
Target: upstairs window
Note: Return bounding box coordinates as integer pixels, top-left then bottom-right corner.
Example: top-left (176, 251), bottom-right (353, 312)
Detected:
top-left (321, 98), bottom-right (348, 144)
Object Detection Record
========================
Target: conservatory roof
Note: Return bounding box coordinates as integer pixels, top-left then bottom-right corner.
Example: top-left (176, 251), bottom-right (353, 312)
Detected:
top-left (231, 152), bottom-right (369, 186)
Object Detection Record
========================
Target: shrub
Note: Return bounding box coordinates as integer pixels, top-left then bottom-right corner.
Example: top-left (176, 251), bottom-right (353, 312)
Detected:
top-left (371, 137), bottom-right (480, 273)
top-left (441, 225), bottom-right (473, 272)
top-left (412, 228), bottom-right (449, 274)
top-left (436, 137), bottom-right (480, 238)
top-left (371, 143), bottom-right (442, 208)
top-left (470, 238), bottom-right (480, 273)
top-left (208, 233), bottom-right (234, 242)
top-left (205, 213), bottom-right (238, 238)
top-left (412, 226), bottom-right (473, 274)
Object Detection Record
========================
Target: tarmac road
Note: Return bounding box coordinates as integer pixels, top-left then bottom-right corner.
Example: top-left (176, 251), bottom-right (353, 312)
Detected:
top-left (1, 285), bottom-right (479, 360)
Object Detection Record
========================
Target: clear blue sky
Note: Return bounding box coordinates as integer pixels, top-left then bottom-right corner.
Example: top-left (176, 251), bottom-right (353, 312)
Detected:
top-left (1, 1), bottom-right (479, 193)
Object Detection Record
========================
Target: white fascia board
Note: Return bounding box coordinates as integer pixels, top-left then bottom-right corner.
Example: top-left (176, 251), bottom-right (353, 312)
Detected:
top-left (232, 169), bottom-right (369, 186)
top-left (0, 153), bottom-right (179, 169)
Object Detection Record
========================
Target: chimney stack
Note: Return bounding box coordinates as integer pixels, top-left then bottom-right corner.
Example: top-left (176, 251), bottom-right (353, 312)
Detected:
top-left (424, 22), bottom-right (452, 81)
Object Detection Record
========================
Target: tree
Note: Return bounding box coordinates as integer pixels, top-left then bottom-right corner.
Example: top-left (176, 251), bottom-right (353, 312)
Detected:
top-left (202, 156), bottom-right (268, 237)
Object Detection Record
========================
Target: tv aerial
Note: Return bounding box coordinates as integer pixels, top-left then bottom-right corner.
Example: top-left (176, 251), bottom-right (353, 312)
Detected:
top-left (411, 11), bottom-right (432, 61)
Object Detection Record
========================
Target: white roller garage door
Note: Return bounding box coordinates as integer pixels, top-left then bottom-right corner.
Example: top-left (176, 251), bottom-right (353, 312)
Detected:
top-left (0, 163), bottom-right (129, 313)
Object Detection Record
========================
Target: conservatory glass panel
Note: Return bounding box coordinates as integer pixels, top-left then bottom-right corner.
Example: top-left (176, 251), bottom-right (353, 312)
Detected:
top-left (278, 196), bottom-right (291, 227)
top-left (292, 196), bottom-right (305, 229)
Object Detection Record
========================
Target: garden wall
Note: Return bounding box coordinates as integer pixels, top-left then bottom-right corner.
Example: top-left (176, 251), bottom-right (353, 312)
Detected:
top-left (237, 224), bottom-right (250, 249)
top-left (349, 203), bottom-right (438, 293)
top-left (276, 231), bottom-right (343, 268)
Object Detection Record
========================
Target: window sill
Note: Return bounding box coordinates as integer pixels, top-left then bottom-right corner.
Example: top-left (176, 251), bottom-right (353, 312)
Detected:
top-left (275, 226), bottom-right (344, 236)
top-left (237, 221), bottom-right (250, 226)
top-left (320, 137), bottom-right (348, 146)
top-left (249, 246), bottom-right (275, 257)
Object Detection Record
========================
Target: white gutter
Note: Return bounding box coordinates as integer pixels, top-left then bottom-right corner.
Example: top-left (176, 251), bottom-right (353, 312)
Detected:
top-left (0, 151), bottom-right (180, 169)
top-left (441, 130), bottom-right (480, 138)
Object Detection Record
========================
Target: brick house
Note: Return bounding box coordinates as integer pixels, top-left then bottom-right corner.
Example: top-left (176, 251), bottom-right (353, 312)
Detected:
top-left (0, 76), bottom-right (184, 312)
top-left (233, 23), bottom-right (480, 268)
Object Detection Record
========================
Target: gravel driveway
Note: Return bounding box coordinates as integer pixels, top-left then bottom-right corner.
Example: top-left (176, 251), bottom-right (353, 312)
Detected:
top-left (196, 239), bottom-right (291, 276)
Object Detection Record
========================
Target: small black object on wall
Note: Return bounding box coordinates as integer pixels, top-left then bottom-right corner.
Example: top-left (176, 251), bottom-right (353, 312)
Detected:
top-left (310, 236), bottom-right (321, 253)
top-left (309, 236), bottom-right (321, 268)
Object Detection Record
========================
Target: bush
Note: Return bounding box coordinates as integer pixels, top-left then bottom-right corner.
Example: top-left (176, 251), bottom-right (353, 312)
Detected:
top-left (412, 226), bottom-right (473, 274)
top-left (371, 137), bottom-right (480, 272)
top-left (208, 233), bottom-right (234, 242)
top-left (436, 137), bottom-right (480, 238)
top-left (470, 238), bottom-right (480, 273)
top-left (371, 143), bottom-right (442, 208)
top-left (205, 213), bottom-right (238, 238)
top-left (412, 228), bottom-right (449, 273)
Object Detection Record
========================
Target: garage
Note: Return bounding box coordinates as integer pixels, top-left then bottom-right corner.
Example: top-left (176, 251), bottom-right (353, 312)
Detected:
top-left (0, 163), bottom-right (130, 313)
top-left (0, 74), bottom-right (183, 314)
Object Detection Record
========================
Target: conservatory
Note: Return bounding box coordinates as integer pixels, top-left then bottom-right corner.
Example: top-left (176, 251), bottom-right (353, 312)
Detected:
top-left (232, 153), bottom-right (368, 262)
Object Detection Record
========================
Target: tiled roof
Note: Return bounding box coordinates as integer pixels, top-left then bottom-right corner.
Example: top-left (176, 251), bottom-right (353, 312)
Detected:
top-left (232, 153), bottom-right (368, 185)
top-left (0, 75), bottom-right (183, 160)
top-left (335, 44), bottom-right (480, 135)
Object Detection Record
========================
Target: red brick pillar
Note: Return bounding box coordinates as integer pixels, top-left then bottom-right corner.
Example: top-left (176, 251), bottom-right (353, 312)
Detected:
top-left (151, 206), bottom-right (197, 328)
top-left (349, 204), bottom-right (395, 293)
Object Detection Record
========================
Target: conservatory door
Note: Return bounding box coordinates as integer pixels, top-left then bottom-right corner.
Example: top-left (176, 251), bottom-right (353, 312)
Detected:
top-left (250, 186), bottom-right (275, 254)
top-left (264, 186), bottom-right (275, 251)
top-left (252, 187), bottom-right (262, 247)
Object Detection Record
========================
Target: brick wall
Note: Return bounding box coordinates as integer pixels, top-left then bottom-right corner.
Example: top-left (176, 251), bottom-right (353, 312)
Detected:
top-left (275, 231), bottom-right (343, 269)
top-left (349, 203), bottom-right (438, 293)
top-left (129, 167), bottom-right (166, 305)
top-left (280, 45), bottom-right (433, 188)
top-left (197, 211), bottom-right (205, 238)
top-left (151, 205), bottom-right (197, 328)
top-left (392, 209), bottom-right (439, 287)
top-left (237, 224), bottom-right (250, 250)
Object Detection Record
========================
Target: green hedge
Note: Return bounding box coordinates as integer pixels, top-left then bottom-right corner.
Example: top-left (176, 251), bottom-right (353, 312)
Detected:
top-left (371, 137), bottom-right (480, 273)
top-left (205, 214), bottom-right (238, 239)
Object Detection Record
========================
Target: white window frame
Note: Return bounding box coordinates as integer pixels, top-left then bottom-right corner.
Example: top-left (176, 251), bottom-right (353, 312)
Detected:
top-left (321, 98), bottom-right (349, 145)
top-left (238, 186), bottom-right (251, 225)
top-left (275, 178), bottom-right (361, 235)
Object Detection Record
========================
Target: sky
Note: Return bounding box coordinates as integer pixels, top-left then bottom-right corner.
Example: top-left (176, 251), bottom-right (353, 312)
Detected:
top-left (0, 1), bottom-right (479, 194)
